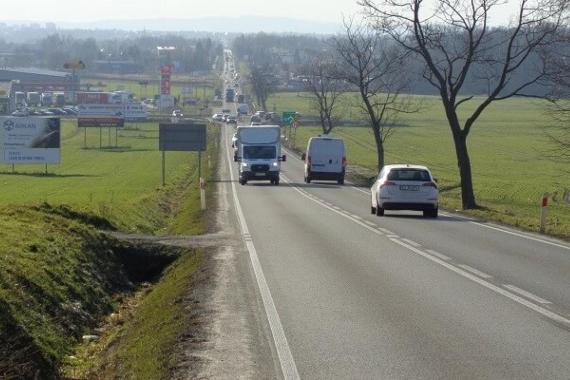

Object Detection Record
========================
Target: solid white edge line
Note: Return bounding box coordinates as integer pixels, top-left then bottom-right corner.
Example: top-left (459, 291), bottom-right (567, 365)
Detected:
top-left (457, 264), bottom-right (493, 279)
top-left (225, 129), bottom-right (300, 380)
top-left (470, 222), bottom-right (570, 251)
top-left (503, 284), bottom-right (553, 305)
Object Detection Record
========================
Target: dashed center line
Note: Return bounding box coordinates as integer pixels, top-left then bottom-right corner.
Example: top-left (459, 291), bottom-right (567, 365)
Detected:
top-left (425, 249), bottom-right (451, 261)
top-left (401, 238), bottom-right (421, 248)
top-left (503, 285), bottom-right (552, 305)
top-left (458, 265), bottom-right (493, 279)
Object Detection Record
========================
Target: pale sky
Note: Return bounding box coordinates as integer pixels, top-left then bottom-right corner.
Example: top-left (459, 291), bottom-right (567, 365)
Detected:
top-left (1, 0), bottom-right (362, 23)
top-left (0, 0), bottom-right (520, 25)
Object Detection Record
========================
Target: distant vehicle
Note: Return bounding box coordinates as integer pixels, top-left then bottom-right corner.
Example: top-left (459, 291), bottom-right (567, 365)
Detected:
top-left (172, 109), bottom-right (184, 118)
top-left (302, 136), bottom-right (346, 185)
top-left (48, 108), bottom-right (67, 115)
top-left (251, 122), bottom-right (262, 126)
top-left (237, 103), bottom-right (249, 115)
top-left (370, 164), bottom-right (439, 218)
top-left (234, 125), bottom-right (286, 185)
top-left (250, 115), bottom-right (262, 123)
top-left (231, 133), bottom-right (239, 159)
top-left (11, 109), bottom-right (29, 117)
top-left (226, 115), bottom-right (237, 124)
top-left (225, 88), bottom-right (236, 102)
top-left (212, 113), bottom-right (224, 121)
top-left (222, 109), bottom-right (231, 115)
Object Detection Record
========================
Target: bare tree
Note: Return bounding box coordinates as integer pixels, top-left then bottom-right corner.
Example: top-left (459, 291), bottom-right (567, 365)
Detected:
top-left (248, 63), bottom-right (277, 111)
top-left (335, 20), bottom-right (412, 171)
top-left (302, 55), bottom-right (346, 134)
top-left (360, 0), bottom-right (569, 209)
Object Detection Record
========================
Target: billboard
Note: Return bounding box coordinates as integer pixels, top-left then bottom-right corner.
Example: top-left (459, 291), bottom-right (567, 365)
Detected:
top-left (78, 117), bottom-right (125, 128)
top-left (0, 117), bottom-right (60, 164)
top-left (159, 123), bottom-right (207, 151)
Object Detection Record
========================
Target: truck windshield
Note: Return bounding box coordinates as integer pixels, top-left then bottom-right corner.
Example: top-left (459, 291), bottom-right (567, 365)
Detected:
top-left (243, 146), bottom-right (276, 159)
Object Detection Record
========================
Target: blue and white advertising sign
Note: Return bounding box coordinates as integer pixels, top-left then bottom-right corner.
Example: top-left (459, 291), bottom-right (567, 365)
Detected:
top-left (0, 117), bottom-right (61, 164)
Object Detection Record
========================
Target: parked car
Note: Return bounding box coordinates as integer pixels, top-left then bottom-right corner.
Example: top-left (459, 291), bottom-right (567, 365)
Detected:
top-left (212, 113), bottom-right (224, 121)
top-left (172, 109), bottom-right (184, 118)
top-left (302, 136), bottom-right (346, 185)
top-left (370, 164), bottom-right (439, 218)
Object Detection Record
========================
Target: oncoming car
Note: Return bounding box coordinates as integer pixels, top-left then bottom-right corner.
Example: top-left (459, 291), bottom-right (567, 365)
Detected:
top-left (370, 164), bottom-right (439, 218)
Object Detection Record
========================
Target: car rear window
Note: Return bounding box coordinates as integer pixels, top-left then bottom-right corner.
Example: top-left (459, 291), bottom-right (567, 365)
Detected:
top-left (387, 169), bottom-right (431, 181)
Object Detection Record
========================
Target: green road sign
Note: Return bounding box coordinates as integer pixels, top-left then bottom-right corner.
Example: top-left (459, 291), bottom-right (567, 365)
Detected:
top-left (282, 111), bottom-right (296, 124)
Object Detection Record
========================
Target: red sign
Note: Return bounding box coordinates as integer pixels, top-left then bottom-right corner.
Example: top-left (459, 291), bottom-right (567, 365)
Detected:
top-left (161, 64), bottom-right (173, 76)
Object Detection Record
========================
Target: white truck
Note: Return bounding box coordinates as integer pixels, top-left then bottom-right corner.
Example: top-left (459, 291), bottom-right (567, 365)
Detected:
top-left (234, 125), bottom-right (286, 185)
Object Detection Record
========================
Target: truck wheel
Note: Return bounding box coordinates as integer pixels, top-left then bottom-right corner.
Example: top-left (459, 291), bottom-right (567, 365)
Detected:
top-left (371, 206), bottom-right (376, 214)
top-left (338, 177), bottom-right (345, 185)
top-left (274, 178), bottom-right (280, 186)
top-left (306, 176), bottom-right (311, 184)
top-left (376, 207), bottom-right (384, 216)
top-left (239, 179), bottom-right (246, 185)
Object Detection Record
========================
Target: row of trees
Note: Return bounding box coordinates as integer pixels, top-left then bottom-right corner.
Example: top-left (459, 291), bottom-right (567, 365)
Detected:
top-left (235, 0), bottom-right (569, 210)
top-left (0, 34), bottom-right (223, 74)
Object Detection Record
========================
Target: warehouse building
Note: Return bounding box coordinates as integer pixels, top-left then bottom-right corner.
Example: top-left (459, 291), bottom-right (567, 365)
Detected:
top-left (0, 67), bottom-right (79, 93)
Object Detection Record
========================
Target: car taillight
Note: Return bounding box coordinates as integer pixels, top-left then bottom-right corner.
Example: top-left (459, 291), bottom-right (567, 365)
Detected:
top-left (342, 156), bottom-right (347, 167)
top-left (422, 182), bottom-right (438, 188)
top-left (380, 181), bottom-right (396, 189)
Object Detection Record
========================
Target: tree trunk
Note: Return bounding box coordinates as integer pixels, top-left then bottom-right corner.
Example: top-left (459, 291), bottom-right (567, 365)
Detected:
top-left (453, 131), bottom-right (477, 209)
top-left (371, 123), bottom-right (385, 171)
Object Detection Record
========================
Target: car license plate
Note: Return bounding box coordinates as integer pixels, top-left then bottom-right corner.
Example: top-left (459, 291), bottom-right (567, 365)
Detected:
top-left (255, 172), bottom-right (265, 176)
top-left (400, 185), bottom-right (419, 191)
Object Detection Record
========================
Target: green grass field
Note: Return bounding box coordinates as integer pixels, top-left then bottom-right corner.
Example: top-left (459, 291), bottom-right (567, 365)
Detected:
top-left (0, 117), bottom-right (220, 377)
top-left (0, 119), bottom-right (214, 233)
top-left (270, 92), bottom-right (570, 238)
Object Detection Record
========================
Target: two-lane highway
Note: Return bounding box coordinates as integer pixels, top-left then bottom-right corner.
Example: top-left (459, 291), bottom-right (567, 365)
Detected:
top-left (221, 121), bottom-right (570, 379)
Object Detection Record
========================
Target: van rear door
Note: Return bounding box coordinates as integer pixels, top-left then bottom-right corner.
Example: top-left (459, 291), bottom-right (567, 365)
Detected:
top-left (309, 138), bottom-right (344, 173)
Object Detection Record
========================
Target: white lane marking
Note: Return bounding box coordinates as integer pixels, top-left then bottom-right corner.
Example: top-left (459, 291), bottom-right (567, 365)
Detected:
top-left (282, 176), bottom-right (383, 237)
top-left (426, 249), bottom-right (451, 261)
top-left (282, 175), bottom-right (570, 327)
top-left (401, 238), bottom-right (421, 248)
top-left (388, 239), bottom-right (570, 327)
top-left (378, 228), bottom-right (394, 235)
top-left (469, 222), bottom-right (570, 251)
top-left (225, 130), bottom-right (300, 380)
top-left (458, 265), bottom-right (493, 279)
top-left (340, 174), bottom-right (570, 252)
top-left (386, 234), bottom-right (400, 239)
top-left (351, 186), bottom-right (370, 195)
top-left (365, 221), bottom-right (376, 227)
top-left (503, 285), bottom-right (553, 305)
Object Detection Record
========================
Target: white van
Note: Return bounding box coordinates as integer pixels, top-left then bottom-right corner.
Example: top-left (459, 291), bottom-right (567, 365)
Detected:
top-left (302, 136), bottom-right (346, 184)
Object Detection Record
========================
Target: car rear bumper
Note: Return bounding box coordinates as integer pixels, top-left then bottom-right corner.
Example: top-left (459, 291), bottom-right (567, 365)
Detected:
top-left (380, 202), bottom-right (437, 211)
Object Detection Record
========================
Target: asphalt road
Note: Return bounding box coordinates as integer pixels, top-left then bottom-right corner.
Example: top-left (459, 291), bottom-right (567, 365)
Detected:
top-left (219, 50), bottom-right (570, 379)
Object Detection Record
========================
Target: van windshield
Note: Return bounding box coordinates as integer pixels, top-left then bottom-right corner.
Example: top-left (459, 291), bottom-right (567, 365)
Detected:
top-left (243, 146), bottom-right (276, 159)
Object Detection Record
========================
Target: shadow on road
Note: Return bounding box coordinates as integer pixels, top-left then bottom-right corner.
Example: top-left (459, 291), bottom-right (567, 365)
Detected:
top-left (380, 213), bottom-right (470, 222)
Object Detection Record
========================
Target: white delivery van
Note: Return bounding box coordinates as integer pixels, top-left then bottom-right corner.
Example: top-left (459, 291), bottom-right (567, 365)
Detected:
top-left (302, 136), bottom-right (346, 184)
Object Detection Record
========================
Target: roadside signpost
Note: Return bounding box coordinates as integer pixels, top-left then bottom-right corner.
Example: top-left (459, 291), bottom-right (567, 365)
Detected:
top-left (159, 122), bottom-right (208, 209)
top-left (282, 111), bottom-right (300, 148)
